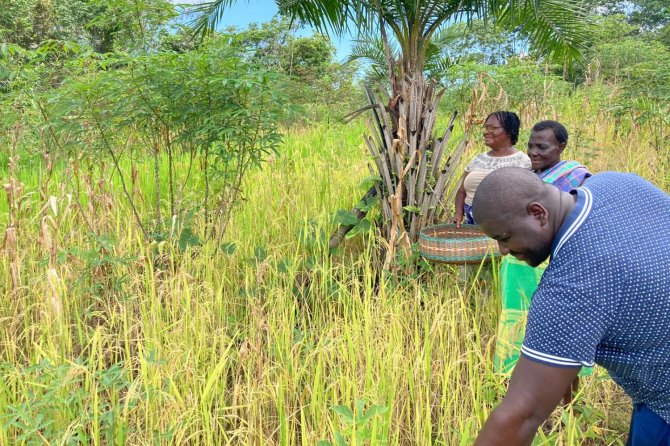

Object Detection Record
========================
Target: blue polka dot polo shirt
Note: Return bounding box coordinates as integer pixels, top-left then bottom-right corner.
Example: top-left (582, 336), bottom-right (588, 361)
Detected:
top-left (521, 172), bottom-right (670, 421)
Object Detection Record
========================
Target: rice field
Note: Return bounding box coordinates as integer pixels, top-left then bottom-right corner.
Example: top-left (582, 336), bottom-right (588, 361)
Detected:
top-left (0, 95), bottom-right (667, 445)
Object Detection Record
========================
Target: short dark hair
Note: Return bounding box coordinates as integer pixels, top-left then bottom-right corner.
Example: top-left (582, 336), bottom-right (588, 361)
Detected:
top-left (531, 120), bottom-right (568, 145)
top-left (486, 111), bottom-right (521, 145)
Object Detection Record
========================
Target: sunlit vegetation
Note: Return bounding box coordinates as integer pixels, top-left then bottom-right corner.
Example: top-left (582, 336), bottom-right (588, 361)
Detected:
top-left (0, 0), bottom-right (668, 444)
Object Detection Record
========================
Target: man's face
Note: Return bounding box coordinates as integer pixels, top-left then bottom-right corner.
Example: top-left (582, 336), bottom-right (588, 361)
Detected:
top-left (479, 209), bottom-right (554, 267)
top-left (527, 128), bottom-right (565, 172)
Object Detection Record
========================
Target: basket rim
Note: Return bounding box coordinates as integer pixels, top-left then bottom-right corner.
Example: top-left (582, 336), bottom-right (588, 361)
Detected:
top-left (419, 223), bottom-right (491, 243)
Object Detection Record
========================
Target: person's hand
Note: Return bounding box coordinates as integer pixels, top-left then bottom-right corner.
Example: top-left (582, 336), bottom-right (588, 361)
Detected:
top-left (473, 357), bottom-right (580, 446)
top-left (453, 211), bottom-right (464, 228)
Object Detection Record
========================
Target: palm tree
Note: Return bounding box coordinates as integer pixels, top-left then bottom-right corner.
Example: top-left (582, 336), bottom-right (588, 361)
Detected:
top-left (190, 0), bottom-right (591, 267)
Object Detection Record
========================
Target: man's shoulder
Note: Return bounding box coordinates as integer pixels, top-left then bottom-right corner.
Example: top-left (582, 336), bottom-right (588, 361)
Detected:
top-left (582, 171), bottom-right (659, 192)
top-left (580, 172), bottom-right (670, 224)
top-left (548, 170), bottom-right (670, 285)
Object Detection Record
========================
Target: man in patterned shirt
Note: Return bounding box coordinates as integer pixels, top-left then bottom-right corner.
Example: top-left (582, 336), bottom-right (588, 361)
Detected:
top-left (470, 167), bottom-right (670, 446)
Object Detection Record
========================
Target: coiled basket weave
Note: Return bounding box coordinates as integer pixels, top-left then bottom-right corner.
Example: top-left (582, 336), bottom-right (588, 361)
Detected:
top-left (419, 224), bottom-right (500, 264)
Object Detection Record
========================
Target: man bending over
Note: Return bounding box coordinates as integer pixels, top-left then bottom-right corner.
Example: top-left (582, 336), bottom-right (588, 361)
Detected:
top-left (471, 167), bottom-right (670, 446)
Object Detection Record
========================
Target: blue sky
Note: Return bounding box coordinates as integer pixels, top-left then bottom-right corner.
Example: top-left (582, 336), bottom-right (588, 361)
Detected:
top-left (175, 0), bottom-right (355, 61)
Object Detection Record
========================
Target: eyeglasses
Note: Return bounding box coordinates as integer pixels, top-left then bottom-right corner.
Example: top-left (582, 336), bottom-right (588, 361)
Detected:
top-left (483, 126), bottom-right (504, 133)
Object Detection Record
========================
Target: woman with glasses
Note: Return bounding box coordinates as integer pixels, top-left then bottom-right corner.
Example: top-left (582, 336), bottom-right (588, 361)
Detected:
top-left (454, 111), bottom-right (531, 226)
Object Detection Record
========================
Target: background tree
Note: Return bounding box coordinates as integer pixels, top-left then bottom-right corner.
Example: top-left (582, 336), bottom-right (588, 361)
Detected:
top-left (0, 0), bottom-right (176, 52)
top-left (226, 17), bottom-right (362, 122)
top-left (584, 0), bottom-right (670, 46)
top-left (0, 0), bottom-right (81, 47)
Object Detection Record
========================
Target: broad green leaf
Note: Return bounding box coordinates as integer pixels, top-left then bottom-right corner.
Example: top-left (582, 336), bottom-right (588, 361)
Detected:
top-left (357, 219), bottom-right (372, 233)
top-left (358, 175), bottom-right (382, 190)
top-left (403, 205), bottom-right (422, 214)
top-left (359, 405), bottom-right (388, 423)
top-left (277, 257), bottom-right (292, 273)
top-left (221, 242), bottom-right (237, 255)
top-left (335, 209), bottom-right (359, 226)
top-left (355, 195), bottom-right (380, 212)
top-left (354, 430), bottom-right (372, 443)
top-left (345, 224), bottom-right (360, 240)
top-left (178, 227), bottom-right (202, 252)
top-left (331, 405), bottom-right (354, 423)
top-left (334, 432), bottom-right (348, 446)
top-left (254, 245), bottom-right (267, 262)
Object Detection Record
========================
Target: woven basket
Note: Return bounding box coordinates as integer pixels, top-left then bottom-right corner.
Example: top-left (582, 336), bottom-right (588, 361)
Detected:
top-left (419, 224), bottom-right (500, 264)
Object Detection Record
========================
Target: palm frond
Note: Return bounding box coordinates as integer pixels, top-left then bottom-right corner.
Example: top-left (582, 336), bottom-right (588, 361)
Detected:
top-left (494, 0), bottom-right (593, 65)
top-left (347, 34), bottom-right (399, 66)
top-left (188, 0), bottom-right (241, 38)
top-left (428, 22), bottom-right (467, 49)
top-left (188, 0), bottom-right (357, 39)
top-left (276, 0), bottom-right (353, 35)
top-left (424, 24), bottom-right (474, 78)
top-left (425, 55), bottom-right (460, 78)
top-left (347, 32), bottom-right (399, 84)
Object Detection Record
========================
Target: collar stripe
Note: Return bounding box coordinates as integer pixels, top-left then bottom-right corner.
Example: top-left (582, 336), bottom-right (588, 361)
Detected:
top-left (553, 188), bottom-right (593, 257)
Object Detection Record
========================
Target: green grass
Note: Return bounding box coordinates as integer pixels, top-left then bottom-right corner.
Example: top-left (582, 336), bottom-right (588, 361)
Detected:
top-left (0, 105), bottom-right (666, 445)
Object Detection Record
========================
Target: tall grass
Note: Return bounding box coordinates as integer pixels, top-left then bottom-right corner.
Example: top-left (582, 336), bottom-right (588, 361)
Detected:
top-left (0, 100), bottom-right (666, 445)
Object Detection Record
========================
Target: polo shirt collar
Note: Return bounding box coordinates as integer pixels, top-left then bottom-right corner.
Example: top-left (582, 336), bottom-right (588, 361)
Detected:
top-left (550, 187), bottom-right (594, 259)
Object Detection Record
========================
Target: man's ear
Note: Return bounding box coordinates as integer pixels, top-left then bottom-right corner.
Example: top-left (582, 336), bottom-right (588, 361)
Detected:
top-left (527, 202), bottom-right (549, 225)
top-left (558, 142), bottom-right (566, 154)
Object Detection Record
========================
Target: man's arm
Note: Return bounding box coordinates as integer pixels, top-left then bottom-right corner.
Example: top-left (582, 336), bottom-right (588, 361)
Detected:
top-left (474, 356), bottom-right (580, 446)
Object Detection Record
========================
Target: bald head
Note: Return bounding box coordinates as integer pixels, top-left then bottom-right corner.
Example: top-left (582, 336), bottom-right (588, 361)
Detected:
top-left (472, 167), bottom-right (575, 266)
top-left (472, 167), bottom-right (552, 225)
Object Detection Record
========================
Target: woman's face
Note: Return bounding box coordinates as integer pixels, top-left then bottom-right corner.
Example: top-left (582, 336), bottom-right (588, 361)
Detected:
top-left (527, 128), bottom-right (565, 171)
top-left (483, 115), bottom-right (512, 150)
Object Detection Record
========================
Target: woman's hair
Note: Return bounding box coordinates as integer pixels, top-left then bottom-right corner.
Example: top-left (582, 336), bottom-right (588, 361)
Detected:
top-left (486, 111), bottom-right (521, 145)
top-left (531, 120), bottom-right (569, 145)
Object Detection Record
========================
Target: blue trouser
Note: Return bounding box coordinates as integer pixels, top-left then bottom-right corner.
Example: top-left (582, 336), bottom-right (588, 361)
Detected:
top-left (463, 203), bottom-right (476, 225)
top-left (627, 404), bottom-right (670, 446)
